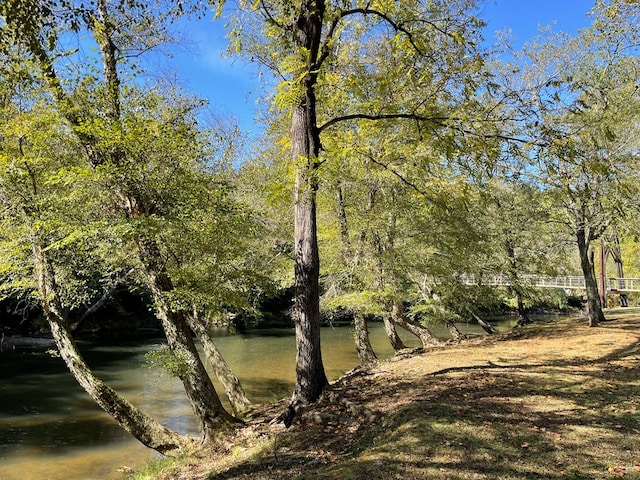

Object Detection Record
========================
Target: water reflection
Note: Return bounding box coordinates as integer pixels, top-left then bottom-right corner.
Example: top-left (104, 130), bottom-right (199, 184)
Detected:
top-left (0, 319), bottom-right (515, 480)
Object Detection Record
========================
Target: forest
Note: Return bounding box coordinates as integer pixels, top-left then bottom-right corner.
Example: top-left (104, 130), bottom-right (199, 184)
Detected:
top-left (1, 0), bottom-right (639, 477)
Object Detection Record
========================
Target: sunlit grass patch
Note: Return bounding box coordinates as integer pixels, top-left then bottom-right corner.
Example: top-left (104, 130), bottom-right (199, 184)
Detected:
top-left (128, 456), bottom-right (179, 480)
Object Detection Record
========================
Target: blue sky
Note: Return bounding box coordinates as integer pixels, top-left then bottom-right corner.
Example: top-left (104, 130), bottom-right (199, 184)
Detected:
top-left (166, 1), bottom-right (595, 135)
top-left (482, 0), bottom-right (593, 43)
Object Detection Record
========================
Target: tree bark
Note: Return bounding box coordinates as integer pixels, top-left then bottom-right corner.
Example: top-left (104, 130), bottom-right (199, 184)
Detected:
top-left (445, 319), bottom-right (463, 342)
top-left (284, 0), bottom-right (329, 421)
top-left (353, 311), bottom-right (377, 366)
top-left (468, 309), bottom-right (498, 334)
top-left (576, 227), bottom-right (606, 327)
top-left (382, 313), bottom-right (407, 352)
top-left (139, 239), bottom-right (237, 439)
top-left (290, 102), bottom-right (328, 412)
top-left (186, 312), bottom-right (251, 416)
top-left (391, 299), bottom-right (444, 348)
top-left (514, 291), bottom-right (532, 327)
top-left (32, 242), bottom-right (188, 455)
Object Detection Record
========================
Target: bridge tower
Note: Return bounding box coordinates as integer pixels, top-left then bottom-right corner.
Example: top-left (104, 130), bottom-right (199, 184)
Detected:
top-left (599, 235), bottom-right (629, 308)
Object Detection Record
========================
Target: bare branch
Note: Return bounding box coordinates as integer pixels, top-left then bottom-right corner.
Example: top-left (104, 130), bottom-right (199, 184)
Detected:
top-left (318, 112), bottom-right (544, 150)
top-left (357, 149), bottom-right (440, 206)
top-left (260, 0), bottom-right (288, 31)
top-left (318, 112), bottom-right (449, 132)
top-left (337, 8), bottom-right (425, 55)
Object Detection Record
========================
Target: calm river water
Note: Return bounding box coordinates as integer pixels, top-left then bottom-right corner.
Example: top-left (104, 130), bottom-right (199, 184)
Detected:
top-left (0, 319), bottom-right (514, 480)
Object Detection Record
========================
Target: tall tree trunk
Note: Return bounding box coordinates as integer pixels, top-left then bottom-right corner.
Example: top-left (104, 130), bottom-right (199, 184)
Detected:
top-left (383, 313), bottom-right (407, 352)
top-left (504, 238), bottom-right (531, 327)
top-left (335, 179), bottom-right (353, 261)
top-left (391, 299), bottom-right (444, 348)
top-left (186, 312), bottom-right (251, 416)
top-left (353, 311), bottom-right (377, 366)
top-left (32, 242), bottom-right (188, 455)
top-left (284, 0), bottom-right (329, 422)
top-left (610, 235), bottom-right (629, 307)
top-left (598, 240), bottom-right (607, 308)
top-left (380, 191), bottom-right (410, 353)
top-left (289, 102), bottom-right (328, 414)
top-left (576, 227), bottom-right (606, 327)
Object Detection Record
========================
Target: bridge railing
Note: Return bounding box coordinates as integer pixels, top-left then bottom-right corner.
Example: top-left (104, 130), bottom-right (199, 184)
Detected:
top-left (606, 277), bottom-right (640, 292)
top-left (456, 274), bottom-right (640, 292)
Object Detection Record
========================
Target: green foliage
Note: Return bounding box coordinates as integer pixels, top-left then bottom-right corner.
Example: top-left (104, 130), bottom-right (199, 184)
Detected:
top-left (144, 346), bottom-right (194, 377)
top-left (1, 0), bottom-right (271, 330)
top-left (322, 290), bottom-right (387, 317)
top-left (0, 80), bottom-right (128, 311)
top-left (408, 301), bottom-right (462, 326)
top-left (499, 3), bottom-right (639, 245)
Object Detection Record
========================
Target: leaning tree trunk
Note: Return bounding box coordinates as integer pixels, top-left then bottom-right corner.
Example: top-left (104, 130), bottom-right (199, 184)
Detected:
top-left (186, 313), bottom-right (251, 416)
top-left (445, 319), bottom-right (463, 342)
top-left (32, 243), bottom-right (189, 455)
top-left (468, 309), bottom-right (498, 335)
top-left (69, 269), bottom-right (133, 332)
top-left (576, 228), bottom-right (606, 327)
top-left (140, 238), bottom-right (237, 440)
top-left (94, 1), bottom-right (236, 437)
top-left (391, 300), bottom-right (444, 348)
top-left (353, 311), bottom-right (378, 366)
top-left (382, 313), bottom-right (407, 352)
top-left (26, 17), bottom-right (237, 440)
top-left (48, 314), bottom-right (189, 454)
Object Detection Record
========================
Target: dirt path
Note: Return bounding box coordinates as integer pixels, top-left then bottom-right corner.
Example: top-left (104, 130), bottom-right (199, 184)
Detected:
top-left (137, 311), bottom-right (640, 480)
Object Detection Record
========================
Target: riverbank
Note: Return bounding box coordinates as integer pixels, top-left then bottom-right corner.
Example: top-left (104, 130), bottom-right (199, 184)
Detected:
top-left (130, 308), bottom-right (640, 480)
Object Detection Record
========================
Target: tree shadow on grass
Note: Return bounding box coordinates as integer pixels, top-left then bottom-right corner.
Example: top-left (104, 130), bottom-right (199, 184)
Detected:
top-left (304, 336), bottom-right (639, 479)
top-left (206, 318), bottom-right (640, 480)
top-left (296, 365), bottom-right (640, 479)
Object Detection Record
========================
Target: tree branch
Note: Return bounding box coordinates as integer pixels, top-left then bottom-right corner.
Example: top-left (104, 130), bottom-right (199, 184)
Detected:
top-left (334, 8), bottom-right (426, 55)
top-left (357, 149), bottom-right (440, 206)
top-left (260, 0), bottom-right (288, 31)
top-left (69, 268), bottom-right (135, 332)
top-left (318, 112), bottom-right (544, 149)
top-left (318, 112), bottom-right (449, 132)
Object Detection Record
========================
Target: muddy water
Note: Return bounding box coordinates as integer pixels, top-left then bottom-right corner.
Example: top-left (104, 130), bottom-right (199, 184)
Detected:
top-left (0, 320), bottom-right (514, 480)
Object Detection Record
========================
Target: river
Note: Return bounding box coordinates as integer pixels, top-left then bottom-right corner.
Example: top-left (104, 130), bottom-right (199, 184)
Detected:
top-left (0, 319), bottom-right (515, 480)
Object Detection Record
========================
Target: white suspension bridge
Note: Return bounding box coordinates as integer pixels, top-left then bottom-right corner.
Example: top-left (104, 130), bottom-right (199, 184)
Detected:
top-left (457, 274), bottom-right (640, 293)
